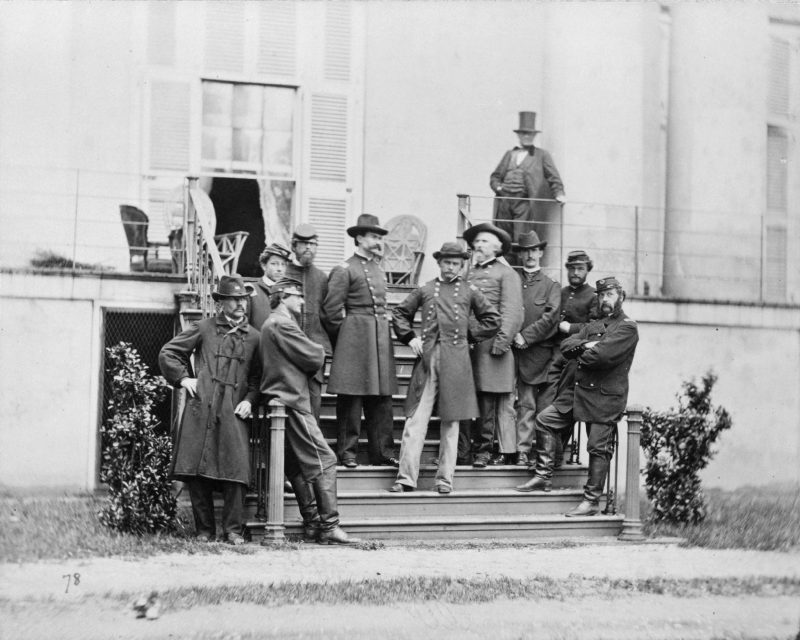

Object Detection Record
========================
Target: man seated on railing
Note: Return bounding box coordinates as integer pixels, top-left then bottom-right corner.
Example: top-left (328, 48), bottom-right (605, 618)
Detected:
top-left (490, 111), bottom-right (566, 247)
top-left (390, 242), bottom-right (500, 494)
top-left (516, 277), bottom-right (638, 517)
top-left (159, 275), bottom-right (261, 545)
top-left (260, 276), bottom-right (362, 545)
top-left (249, 242), bottom-right (291, 330)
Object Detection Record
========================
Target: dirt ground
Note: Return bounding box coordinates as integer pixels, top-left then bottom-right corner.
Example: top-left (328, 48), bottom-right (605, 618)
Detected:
top-left (2, 541), bottom-right (800, 640)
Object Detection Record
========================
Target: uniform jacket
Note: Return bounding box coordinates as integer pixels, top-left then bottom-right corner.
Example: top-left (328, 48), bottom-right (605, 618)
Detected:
top-left (467, 258), bottom-right (524, 393)
top-left (557, 282), bottom-right (596, 341)
top-left (514, 269), bottom-right (561, 384)
top-left (248, 278), bottom-right (275, 331)
top-left (557, 309), bottom-right (639, 423)
top-left (490, 146), bottom-right (565, 200)
top-left (286, 261), bottom-right (331, 384)
top-left (260, 307), bottom-right (326, 414)
top-left (159, 316), bottom-right (261, 485)
top-left (393, 276), bottom-right (500, 421)
top-left (322, 253), bottom-right (398, 396)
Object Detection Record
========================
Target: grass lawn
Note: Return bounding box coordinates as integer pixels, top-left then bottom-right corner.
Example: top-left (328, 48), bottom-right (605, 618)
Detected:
top-left (1, 484), bottom-right (797, 563)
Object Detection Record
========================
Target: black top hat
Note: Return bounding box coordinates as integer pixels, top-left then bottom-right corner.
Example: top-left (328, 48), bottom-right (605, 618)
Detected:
top-left (462, 222), bottom-right (512, 256)
top-left (596, 276), bottom-right (622, 293)
top-left (211, 274), bottom-right (256, 300)
top-left (292, 224), bottom-right (318, 241)
top-left (347, 214), bottom-right (388, 238)
top-left (259, 242), bottom-right (291, 262)
top-left (512, 230), bottom-right (547, 251)
top-left (270, 276), bottom-right (304, 296)
top-left (432, 241), bottom-right (470, 261)
top-left (513, 111), bottom-right (541, 134)
top-left (565, 250), bottom-right (593, 271)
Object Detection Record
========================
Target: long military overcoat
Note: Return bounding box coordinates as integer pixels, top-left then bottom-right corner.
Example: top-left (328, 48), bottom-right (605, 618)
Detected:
top-left (159, 316), bottom-right (261, 485)
top-left (558, 310), bottom-right (639, 423)
top-left (322, 254), bottom-right (398, 396)
top-left (515, 269), bottom-right (561, 385)
top-left (247, 279), bottom-right (274, 331)
top-left (393, 276), bottom-right (500, 421)
top-left (467, 258), bottom-right (524, 393)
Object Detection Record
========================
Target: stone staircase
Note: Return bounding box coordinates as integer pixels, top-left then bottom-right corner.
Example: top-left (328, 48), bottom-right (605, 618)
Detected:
top-left (245, 289), bottom-right (624, 542)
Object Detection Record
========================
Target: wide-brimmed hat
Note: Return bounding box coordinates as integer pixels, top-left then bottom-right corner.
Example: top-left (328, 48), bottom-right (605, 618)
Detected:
top-left (513, 111), bottom-right (541, 134)
top-left (212, 274), bottom-right (256, 300)
top-left (596, 276), bottom-right (622, 293)
top-left (462, 222), bottom-right (512, 256)
top-left (565, 250), bottom-right (593, 271)
top-left (347, 214), bottom-right (388, 238)
top-left (432, 241), bottom-right (470, 261)
top-left (292, 224), bottom-right (318, 242)
top-left (270, 276), bottom-right (304, 297)
top-left (512, 230), bottom-right (547, 252)
top-left (259, 242), bottom-right (291, 263)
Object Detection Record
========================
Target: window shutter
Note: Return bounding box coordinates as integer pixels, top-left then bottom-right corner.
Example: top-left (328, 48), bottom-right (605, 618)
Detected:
top-left (310, 93), bottom-right (348, 182)
top-left (764, 225), bottom-right (787, 301)
top-left (205, 1), bottom-right (245, 74)
top-left (767, 126), bottom-right (787, 213)
top-left (768, 37), bottom-right (790, 116)
top-left (324, 2), bottom-right (351, 82)
top-left (147, 2), bottom-right (176, 66)
top-left (257, 2), bottom-right (296, 77)
top-left (148, 79), bottom-right (192, 173)
top-left (309, 197), bottom-right (348, 272)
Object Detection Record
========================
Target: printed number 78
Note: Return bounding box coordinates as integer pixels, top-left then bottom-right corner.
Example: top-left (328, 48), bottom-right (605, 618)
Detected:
top-left (63, 573), bottom-right (80, 593)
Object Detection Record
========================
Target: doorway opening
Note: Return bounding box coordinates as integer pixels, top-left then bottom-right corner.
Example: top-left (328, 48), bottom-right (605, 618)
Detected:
top-left (208, 178), bottom-right (264, 277)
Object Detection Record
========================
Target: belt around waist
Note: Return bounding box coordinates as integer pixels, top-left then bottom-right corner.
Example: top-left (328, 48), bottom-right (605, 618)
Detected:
top-left (347, 307), bottom-right (389, 318)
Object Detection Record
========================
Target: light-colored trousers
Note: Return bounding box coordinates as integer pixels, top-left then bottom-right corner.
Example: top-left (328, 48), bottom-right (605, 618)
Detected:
top-left (395, 346), bottom-right (460, 490)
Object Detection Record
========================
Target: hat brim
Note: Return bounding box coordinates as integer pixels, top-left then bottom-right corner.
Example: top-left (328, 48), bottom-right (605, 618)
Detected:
top-left (513, 128), bottom-right (541, 134)
top-left (462, 223), bottom-right (512, 256)
top-left (346, 225), bottom-right (388, 238)
top-left (512, 241), bottom-right (547, 252)
top-left (212, 283), bottom-right (256, 300)
top-left (432, 250), bottom-right (470, 261)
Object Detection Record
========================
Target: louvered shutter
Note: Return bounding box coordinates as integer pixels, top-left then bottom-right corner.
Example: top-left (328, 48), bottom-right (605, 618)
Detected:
top-left (205, 1), bottom-right (246, 74)
top-left (309, 198), bottom-right (348, 269)
top-left (324, 2), bottom-right (351, 82)
top-left (767, 126), bottom-right (788, 214)
top-left (764, 225), bottom-right (787, 301)
top-left (768, 37), bottom-right (790, 116)
top-left (257, 2), bottom-right (297, 77)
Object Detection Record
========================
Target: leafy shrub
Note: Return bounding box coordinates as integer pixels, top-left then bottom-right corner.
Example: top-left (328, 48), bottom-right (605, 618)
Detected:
top-left (30, 249), bottom-right (111, 271)
top-left (99, 342), bottom-right (177, 534)
top-left (640, 371), bottom-right (732, 525)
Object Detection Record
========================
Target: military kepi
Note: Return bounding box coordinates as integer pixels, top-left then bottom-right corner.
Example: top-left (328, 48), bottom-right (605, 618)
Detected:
top-left (432, 241), bottom-right (470, 260)
top-left (596, 276), bottom-right (622, 293)
top-left (212, 274), bottom-right (256, 300)
top-left (565, 250), bottom-right (593, 271)
top-left (292, 224), bottom-right (318, 241)
top-left (347, 214), bottom-right (388, 237)
top-left (270, 276), bottom-right (304, 296)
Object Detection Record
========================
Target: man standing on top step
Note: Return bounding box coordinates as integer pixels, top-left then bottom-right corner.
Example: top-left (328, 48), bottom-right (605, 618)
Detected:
top-left (516, 277), bottom-right (638, 519)
top-left (322, 214), bottom-right (399, 469)
top-left (389, 242), bottom-right (500, 494)
top-left (462, 222), bottom-right (524, 468)
top-left (285, 223), bottom-right (331, 423)
top-left (261, 276), bottom-right (362, 544)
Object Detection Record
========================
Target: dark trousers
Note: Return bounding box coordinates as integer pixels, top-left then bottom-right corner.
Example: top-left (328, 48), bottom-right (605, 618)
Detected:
top-left (187, 477), bottom-right (245, 538)
top-left (336, 394), bottom-right (395, 464)
top-left (309, 377), bottom-right (322, 424)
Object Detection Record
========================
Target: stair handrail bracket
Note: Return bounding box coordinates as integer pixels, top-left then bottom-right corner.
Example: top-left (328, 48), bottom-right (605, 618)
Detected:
top-left (261, 400), bottom-right (287, 544)
top-left (619, 404), bottom-right (645, 542)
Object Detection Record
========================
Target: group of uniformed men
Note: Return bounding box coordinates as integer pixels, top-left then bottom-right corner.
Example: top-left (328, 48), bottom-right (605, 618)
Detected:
top-left (159, 212), bottom-right (638, 545)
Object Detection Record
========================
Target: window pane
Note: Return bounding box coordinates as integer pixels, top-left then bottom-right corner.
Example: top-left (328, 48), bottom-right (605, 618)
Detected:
top-left (202, 82), bottom-right (232, 127)
top-left (202, 126), bottom-right (232, 168)
top-left (263, 87), bottom-right (294, 176)
top-left (233, 128), bottom-right (263, 165)
top-left (233, 84), bottom-right (263, 129)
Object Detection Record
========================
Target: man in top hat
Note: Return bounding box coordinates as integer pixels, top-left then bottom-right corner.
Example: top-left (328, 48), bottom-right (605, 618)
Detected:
top-left (490, 111), bottom-right (566, 244)
top-left (261, 276), bottom-right (361, 544)
top-left (390, 242), bottom-right (500, 494)
top-left (322, 214), bottom-right (399, 468)
top-left (285, 223), bottom-right (331, 422)
top-left (516, 277), bottom-right (639, 519)
top-left (510, 231), bottom-right (561, 467)
top-left (461, 222), bottom-right (524, 468)
top-left (249, 242), bottom-right (292, 330)
top-left (159, 275), bottom-right (261, 545)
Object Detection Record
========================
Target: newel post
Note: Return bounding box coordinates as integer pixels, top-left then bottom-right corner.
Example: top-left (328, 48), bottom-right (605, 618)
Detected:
top-left (261, 400), bottom-right (287, 544)
top-left (618, 404), bottom-right (645, 541)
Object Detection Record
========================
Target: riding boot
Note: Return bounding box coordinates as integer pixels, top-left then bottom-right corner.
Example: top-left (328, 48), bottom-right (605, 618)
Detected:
top-left (313, 465), bottom-right (363, 544)
top-left (288, 473), bottom-right (321, 541)
top-left (566, 454), bottom-right (609, 517)
top-left (516, 430), bottom-right (556, 491)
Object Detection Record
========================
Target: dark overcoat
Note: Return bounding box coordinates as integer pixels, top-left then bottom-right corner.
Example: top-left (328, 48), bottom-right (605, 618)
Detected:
top-left (467, 258), bottom-right (524, 393)
top-left (393, 276), bottom-right (500, 421)
top-left (559, 310), bottom-right (639, 423)
top-left (557, 282), bottom-right (596, 340)
top-left (286, 261), bottom-right (331, 385)
top-left (514, 269), bottom-right (561, 384)
top-left (322, 254), bottom-right (398, 396)
top-left (247, 279), bottom-right (274, 331)
top-left (260, 307), bottom-right (326, 414)
top-left (159, 316), bottom-right (261, 485)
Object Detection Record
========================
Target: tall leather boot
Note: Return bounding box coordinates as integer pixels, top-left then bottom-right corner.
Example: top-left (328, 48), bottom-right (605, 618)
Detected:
top-left (287, 473), bottom-right (321, 542)
top-left (313, 466), bottom-right (363, 545)
top-left (565, 454), bottom-right (609, 517)
top-left (515, 430), bottom-right (556, 492)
